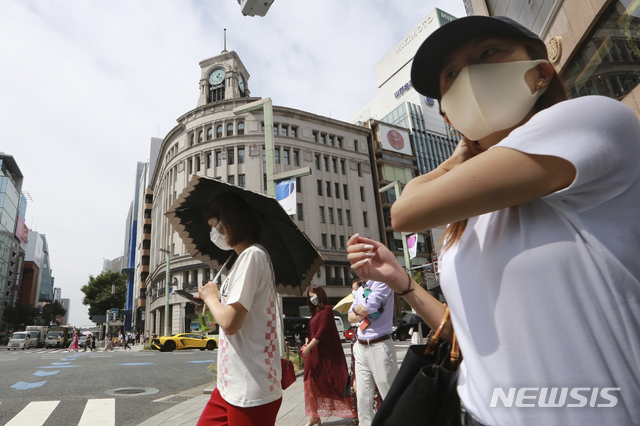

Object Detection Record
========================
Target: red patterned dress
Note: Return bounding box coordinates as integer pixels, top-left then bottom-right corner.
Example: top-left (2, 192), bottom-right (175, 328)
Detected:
top-left (304, 305), bottom-right (355, 418)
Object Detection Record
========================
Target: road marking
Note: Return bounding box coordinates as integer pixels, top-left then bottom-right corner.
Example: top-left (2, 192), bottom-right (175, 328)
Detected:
top-left (34, 370), bottom-right (60, 376)
top-left (0, 358), bottom-right (17, 361)
top-left (51, 362), bottom-right (71, 365)
top-left (5, 400), bottom-right (60, 426)
top-left (133, 353), bottom-right (156, 356)
top-left (117, 362), bottom-right (154, 366)
top-left (90, 355), bottom-right (112, 358)
top-left (186, 360), bottom-right (216, 363)
top-left (78, 398), bottom-right (115, 426)
top-left (40, 365), bottom-right (81, 368)
top-left (11, 381), bottom-right (48, 390)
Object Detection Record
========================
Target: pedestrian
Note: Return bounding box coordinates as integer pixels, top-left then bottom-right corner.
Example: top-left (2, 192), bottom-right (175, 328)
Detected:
top-left (91, 334), bottom-right (97, 352)
top-left (105, 333), bottom-right (114, 351)
top-left (83, 335), bottom-right (91, 352)
top-left (118, 332), bottom-right (123, 348)
top-left (67, 331), bottom-right (79, 352)
top-left (301, 285), bottom-right (353, 426)
top-left (123, 333), bottom-right (131, 350)
top-left (347, 15), bottom-right (640, 426)
top-left (347, 279), bottom-right (397, 426)
top-left (195, 192), bottom-right (282, 426)
top-left (347, 279), bottom-right (382, 426)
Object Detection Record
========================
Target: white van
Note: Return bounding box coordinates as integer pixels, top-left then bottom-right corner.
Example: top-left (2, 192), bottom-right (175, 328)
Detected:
top-left (8, 332), bottom-right (31, 350)
top-left (334, 316), bottom-right (346, 342)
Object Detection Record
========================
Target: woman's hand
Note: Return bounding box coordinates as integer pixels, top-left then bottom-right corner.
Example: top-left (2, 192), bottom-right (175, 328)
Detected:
top-left (301, 344), bottom-right (312, 358)
top-left (199, 281), bottom-right (219, 307)
top-left (347, 234), bottom-right (407, 293)
top-left (440, 136), bottom-right (484, 172)
top-left (207, 217), bottom-right (219, 230)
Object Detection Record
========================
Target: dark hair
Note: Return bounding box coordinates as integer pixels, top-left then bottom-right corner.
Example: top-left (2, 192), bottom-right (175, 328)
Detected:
top-left (351, 278), bottom-right (364, 290)
top-left (307, 285), bottom-right (328, 316)
top-left (442, 39), bottom-right (567, 251)
top-left (203, 192), bottom-right (261, 247)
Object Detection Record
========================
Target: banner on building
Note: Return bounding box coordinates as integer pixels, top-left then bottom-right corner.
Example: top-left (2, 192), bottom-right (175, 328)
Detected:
top-left (379, 124), bottom-right (412, 156)
top-left (407, 233), bottom-right (417, 259)
top-left (276, 178), bottom-right (296, 215)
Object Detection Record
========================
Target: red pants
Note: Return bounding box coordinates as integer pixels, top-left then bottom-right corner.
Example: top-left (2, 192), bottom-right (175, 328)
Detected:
top-left (197, 388), bottom-right (282, 426)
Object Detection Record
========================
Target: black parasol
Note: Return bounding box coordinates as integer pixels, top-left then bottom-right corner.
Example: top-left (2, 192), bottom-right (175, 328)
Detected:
top-left (402, 313), bottom-right (423, 325)
top-left (165, 175), bottom-right (323, 296)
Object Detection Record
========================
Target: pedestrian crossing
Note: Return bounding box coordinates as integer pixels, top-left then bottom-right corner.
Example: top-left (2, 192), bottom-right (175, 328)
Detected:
top-left (4, 398), bottom-right (116, 426)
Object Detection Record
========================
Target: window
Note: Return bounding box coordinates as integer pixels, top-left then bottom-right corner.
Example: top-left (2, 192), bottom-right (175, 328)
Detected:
top-left (296, 177), bottom-right (302, 193)
top-left (262, 123), bottom-right (265, 134)
top-left (321, 234), bottom-right (327, 249)
top-left (190, 133), bottom-right (195, 146)
top-left (228, 175), bottom-right (235, 185)
top-left (360, 186), bottom-right (365, 201)
top-left (188, 158), bottom-right (193, 174)
top-left (337, 137), bottom-right (343, 148)
top-left (238, 148), bottom-right (245, 164)
top-left (329, 136), bottom-right (334, 146)
top-left (319, 207), bottom-right (325, 223)
top-left (283, 149), bottom-right (290, 165)
top-left (343, 184), bottom-right (349, 200)
top-left (315, 154), bottom-right (321, 170)
top-left (330, 234), bottom-right (336, 249)
top-left (263, 147), bottom-right (266, 163)
top-left (297, 203), bottom-right (303, 221)
top-left (332, 158), bottom-right (337, 173)
top-left (282, 125), bottom-right (288, 137)
top-left (216, 151), bottom-right (222, 167)
top-left (273, 124), bottom-right (279, 136)
top-left (354, 140), bottom-right (359, 151)
top-left (326, 181), bottom-right (331, 197)
top-left (335, 183), bottom-right (340, 199)
top-left (346, 210), bottom-right (351, 226)
top-left (313, 131), bottom-right (318, 143)
top-left (293, 150), bottom-right (300, 166)
top-left (238, 174), bottom-right (246, 188)
top-left (337, 208), bottom-right (343, 225)
top-left (324, 156), bottom-right (329, 172)
top-left (228, 149), bottom-right (235, 165)
top-left (317, 180), bottom-right (323, 196)
top-left (363, 211), bottom-right (368, 227)
top-left (227, 123), bottom-right (234, 136)
top-left (340, 159), bottom-right (346, 175)
top-left (207, 153), bottom-right (212, 169)
top-left (216, 125), bottom-right (223, 138)
top-left (237, 122), bottom-right (245, 135)
top-left (207, 128), bottom-right (213, 140)
top-left (196, 156), bottom-right (201, 172)
top-left (328, 207), bottom-right (334, 224)
top-left (291, 127), bottom-right (298, 138)
top-left (275, 149), bottom-right (280, 164)
top-left (321, 134), bottom-right (326, 144)
top-left (263, 174), bottom-right (267, 190)
top-left (339, 236), bottom-right (345, 250)
top-left (199, 131), bottom-right (203, 142)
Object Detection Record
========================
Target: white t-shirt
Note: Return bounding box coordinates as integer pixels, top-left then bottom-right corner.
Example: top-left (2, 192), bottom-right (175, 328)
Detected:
top-left (441, 96), bottom-right (640, 426)
top-left (217, 244), bottom-right (282, 407)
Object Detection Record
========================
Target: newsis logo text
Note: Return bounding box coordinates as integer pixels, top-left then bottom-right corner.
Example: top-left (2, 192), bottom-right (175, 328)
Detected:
top-left (490, 388), bottom-right (621, 408)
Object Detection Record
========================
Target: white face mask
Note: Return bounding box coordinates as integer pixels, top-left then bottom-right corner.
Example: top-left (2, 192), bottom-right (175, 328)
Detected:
top-left (441, 59), bottom-right (548, 141)
top-left (352, 290), bottom-right (357, 298)
top-left (210, 222), bottom-right (232, 251)
top-left (310, 294), bottom-right (318, 306)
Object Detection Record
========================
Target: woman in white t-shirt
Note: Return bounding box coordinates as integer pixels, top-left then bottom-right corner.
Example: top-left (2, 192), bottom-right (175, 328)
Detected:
top-left (348, 16), bottom-right (640, 426)
top-left (196, 192), bottom-right (282, 426)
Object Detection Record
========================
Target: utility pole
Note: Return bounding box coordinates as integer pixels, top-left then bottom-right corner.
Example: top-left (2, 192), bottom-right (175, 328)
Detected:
top-left (158, 248), bottom-right (172, 336)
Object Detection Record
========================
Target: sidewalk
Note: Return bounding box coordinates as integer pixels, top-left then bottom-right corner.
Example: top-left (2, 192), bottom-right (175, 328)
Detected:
top-left (138, 343), bottom-right (410, 426)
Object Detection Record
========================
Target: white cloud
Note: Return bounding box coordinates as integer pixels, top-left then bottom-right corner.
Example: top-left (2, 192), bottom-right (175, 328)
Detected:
top-left (0, 0), bottom-right (467, 326)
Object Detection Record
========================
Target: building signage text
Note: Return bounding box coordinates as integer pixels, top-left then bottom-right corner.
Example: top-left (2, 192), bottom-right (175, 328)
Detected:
top-left (394, 80), bottom-right (413, 98)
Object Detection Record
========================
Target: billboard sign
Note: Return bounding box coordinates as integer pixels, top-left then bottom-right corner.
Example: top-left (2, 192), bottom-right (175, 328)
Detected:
top-left (379, 124), bottom-right (412, 156)
top-left (276, 178), bottom-right (296, 215)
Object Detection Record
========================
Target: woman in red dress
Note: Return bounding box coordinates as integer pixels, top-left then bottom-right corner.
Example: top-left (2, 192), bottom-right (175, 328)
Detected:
top-left (301, 285), bottom-right (354, 426)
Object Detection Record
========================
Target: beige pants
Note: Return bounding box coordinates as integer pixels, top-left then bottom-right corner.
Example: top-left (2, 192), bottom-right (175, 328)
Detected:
top-left (353, 339), bottom-right (398, 426)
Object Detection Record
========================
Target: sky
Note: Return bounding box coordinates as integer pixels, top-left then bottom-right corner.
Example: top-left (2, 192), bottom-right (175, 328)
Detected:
top-left (0, 0), bottom-right (467, 327)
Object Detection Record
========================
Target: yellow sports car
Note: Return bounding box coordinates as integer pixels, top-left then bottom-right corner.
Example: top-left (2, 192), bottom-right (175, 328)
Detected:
top-left (151, 333), bottom-right (218, 352)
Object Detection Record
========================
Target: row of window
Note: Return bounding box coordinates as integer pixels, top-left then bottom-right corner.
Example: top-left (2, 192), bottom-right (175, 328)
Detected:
top-left (189, 122), bottom-right (246, 146)
top-left (318, 207), bottom-right (368, 227)
top-left (320, 234), bottom-right (349, 251)
top-left (314, 155), bottom-right (365, 177)
top-left (261, 123), bottom-right (299, 138)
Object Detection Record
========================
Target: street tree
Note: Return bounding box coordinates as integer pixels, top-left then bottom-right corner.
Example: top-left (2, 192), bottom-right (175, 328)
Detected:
top-left (40, 301), bottom-right (67, 325)
top-left (2, 302), bottom-right (40, 329)
top-left (81, 271), bottom-right (127, 321)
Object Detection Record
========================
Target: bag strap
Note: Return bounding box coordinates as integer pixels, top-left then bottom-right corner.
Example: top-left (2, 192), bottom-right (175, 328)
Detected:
top-left (424, 306), bottom-right (460, 365)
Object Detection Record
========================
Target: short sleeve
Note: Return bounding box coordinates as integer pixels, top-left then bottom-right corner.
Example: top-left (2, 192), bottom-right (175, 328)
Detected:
top-left (494, 96), bottom-right (640, 212)
top-left (225, 248), bottom-right (270, 311)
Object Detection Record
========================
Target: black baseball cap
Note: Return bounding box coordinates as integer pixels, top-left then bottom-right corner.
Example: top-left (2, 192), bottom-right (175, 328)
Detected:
top-left (411, 16), bottom-right (547, 100)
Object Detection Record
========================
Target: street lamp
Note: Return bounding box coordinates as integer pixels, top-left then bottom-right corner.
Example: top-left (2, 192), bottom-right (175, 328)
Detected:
top-left (158, 248), bottom-right (175, 337)
top-left (379, 180), bottom-right (412, 271)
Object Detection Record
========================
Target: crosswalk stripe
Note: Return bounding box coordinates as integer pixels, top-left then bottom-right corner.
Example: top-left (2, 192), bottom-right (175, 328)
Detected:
top-left (78, 398), bottom-right (115, 426)
top-left (5, 400), bottom-right (60, 426)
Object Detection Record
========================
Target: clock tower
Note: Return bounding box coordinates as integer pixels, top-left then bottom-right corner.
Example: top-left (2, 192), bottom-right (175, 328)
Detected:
top-left (197, 50), bottom-right (250, 107)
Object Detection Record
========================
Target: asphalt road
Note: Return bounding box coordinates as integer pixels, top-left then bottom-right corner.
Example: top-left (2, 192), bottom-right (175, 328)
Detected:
top-left (0, 346), bottom-right (217, 426)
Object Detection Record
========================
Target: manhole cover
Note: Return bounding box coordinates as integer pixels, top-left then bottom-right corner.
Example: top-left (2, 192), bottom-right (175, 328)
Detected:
top-left (104, 387), bottom-right (159, 397)
top-left (114, 389), bottom-right (146, 395)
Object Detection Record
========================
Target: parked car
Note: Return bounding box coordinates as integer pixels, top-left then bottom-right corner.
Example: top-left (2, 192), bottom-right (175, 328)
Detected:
top-left (8, 332), bottom-right (31, 350)
top-left (392, 321), bottom-right (430, 341)
top-left (283, 317), bottom-right (309, 347)
top-left (334, 316), bottom-right (346, 342)
top-left (151, 333), bottom-right (218, 352)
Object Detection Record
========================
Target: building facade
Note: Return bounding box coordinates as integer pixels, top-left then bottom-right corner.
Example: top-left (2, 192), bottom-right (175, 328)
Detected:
top-left (143, 50), bottom-right (379, 336)
top-left (464, 0), bottom-right (640, 118)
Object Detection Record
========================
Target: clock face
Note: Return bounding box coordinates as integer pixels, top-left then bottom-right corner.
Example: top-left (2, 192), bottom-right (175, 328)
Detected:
top-left (238, 74), bottom-right (245, 92)
top-left (209, 69), bottom-right (226, 85)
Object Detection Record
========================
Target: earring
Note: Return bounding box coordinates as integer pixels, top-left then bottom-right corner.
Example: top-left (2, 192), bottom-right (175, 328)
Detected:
top-left (536, 80), bottom-right (544, 90)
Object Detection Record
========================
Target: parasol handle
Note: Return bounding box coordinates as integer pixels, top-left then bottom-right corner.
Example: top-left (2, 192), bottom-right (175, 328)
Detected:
top-left (212, 253), bottom-right (234, 300)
